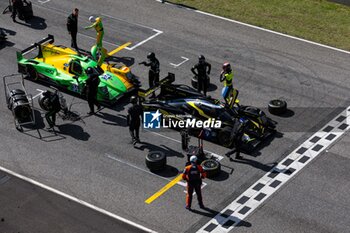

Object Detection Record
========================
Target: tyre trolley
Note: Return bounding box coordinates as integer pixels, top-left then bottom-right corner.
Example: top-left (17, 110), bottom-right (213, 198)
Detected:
top-left (3, 74), bottom-right (35, 131)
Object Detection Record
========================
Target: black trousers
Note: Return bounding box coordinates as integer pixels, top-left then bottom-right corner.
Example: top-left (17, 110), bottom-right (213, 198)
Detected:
top-left (70, 31), bottom-right (78, 49)
top-left (87, 92), bottom-right (100, 113)
top-left (149, 71), bottom-right (159, 89)
top-left (129, 124), bottom-right (140, 140)
top-left (45, 109), bottom-right (59, 127)
top-left (186, 183), bottom-right (203, 208)
top-left (197, 77), bottom-right (208, 96)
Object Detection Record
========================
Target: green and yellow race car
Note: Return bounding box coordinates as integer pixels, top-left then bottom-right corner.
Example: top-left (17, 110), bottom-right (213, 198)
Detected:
top-left (17, 35), bottom-right (140, 105)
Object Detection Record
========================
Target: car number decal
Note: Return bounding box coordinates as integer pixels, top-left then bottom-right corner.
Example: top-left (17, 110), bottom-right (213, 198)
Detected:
top-left (72, 84), bottom-right (79, 92)
top-left (101, 74), bottom-right (112, 80)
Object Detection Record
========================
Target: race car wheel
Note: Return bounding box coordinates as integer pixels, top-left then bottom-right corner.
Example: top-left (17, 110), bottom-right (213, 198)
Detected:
top-left (145, 151), bottom-right (167, 172)
top-left (26, 65), bottom-right (38, 80)
top-left (218, 126), bottom-right (233, 148)
top-left (38, 92), bottom-right (51, 111)
top-left (268, 99), bottom-right (287, 115)
top-left (191, 76), bottom-right (210, 89)
top-left (201, 159), bottom-right (221, 178)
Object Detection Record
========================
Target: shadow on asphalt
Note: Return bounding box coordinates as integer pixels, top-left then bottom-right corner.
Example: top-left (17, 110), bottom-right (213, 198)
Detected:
top-left (134, 142), bottom-right (185, 158)
top-left (232, 157), bottom-right (277, 173)
top-left (273, 108), bottom-right (295, 118)
top-left (189, 206), bottom-right (220, 218)
top-left (106, 56), bottom-right (135, 67)
top-left (14, 16), bottom-right (47, 30)
top-left (95, 112), bottom-right (127, 127)
top-left (57, 123), bottom-right (90, 141)
top-left (152, 165), bottom-right (179, 178)
top-left (0, 40), bottom-right (15, 50)
top-left (208, 169), bottom-right (230, 181)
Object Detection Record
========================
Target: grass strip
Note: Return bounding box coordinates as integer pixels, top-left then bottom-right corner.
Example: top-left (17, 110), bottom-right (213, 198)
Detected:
top-left (169, 0), bottom-right (350, 51)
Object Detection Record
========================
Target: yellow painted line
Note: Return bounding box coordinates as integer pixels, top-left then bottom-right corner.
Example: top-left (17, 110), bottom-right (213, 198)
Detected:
top-left (145, 174), bottom-right (183, 204)
top-left (107, 42), bottom-right (132, 57)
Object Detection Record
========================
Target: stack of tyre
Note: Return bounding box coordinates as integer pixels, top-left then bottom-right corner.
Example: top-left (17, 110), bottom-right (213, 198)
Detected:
top-left (7, 89), bottom-right (31, 122)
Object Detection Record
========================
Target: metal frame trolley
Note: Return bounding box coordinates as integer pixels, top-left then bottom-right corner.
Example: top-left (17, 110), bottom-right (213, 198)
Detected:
top-left (3, 74), bottom-right (35, 131)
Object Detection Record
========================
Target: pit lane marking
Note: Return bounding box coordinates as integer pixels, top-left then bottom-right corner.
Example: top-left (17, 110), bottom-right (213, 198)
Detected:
top-left (32, 89), bottom-right (45, 99)
top-left (38, 0), bottom-right (50, 4)
top-left (197, 106), bottom-right (350, 233)
top-left (170, 56), bottom-right (189, 68)
top-left (102, 13), bottom-right (163, 51)
top-left (0, 166), bottom-right (156, 233)
top-left (105, 153), bottom-right (187, 187)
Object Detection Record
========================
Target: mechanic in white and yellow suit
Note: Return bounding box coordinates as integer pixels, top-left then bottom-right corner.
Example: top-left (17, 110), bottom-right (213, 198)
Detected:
top-left (85, 16), bottom-right (106, 63)
top-left (85, 16), bottom-right (104, 47)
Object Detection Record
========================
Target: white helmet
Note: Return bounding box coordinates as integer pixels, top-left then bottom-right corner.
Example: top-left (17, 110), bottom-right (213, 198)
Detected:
top-left (89, 16), bottom-right (95, 22)
top-left (190, 155), bottom-right (197, 163)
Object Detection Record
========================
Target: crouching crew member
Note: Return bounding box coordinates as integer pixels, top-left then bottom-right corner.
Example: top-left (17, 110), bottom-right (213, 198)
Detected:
top-left (182, 155), bottom-right (206, 210)
top-left (44, 91), bottom-right (61, 130)
top-left (225, 118), bottom-right (248, 160)
top-left (127, 96), bottom-right (143, 145)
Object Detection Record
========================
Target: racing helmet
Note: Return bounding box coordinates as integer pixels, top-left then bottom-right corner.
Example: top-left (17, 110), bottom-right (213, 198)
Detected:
top-left (190, 155), bottom-right (197, 163)
top-left (89, 16), bottom-right (95, 22)
top-left (130, 96), bottom-right (138, 104)
top-left (198, 55), bottom-right (205, 63)
top-left (86, 67), bottom-right (94, 74)
top-left (147, 52), bottom-right (155, 60)
top-left (222, 62), bottom-right (231, 72)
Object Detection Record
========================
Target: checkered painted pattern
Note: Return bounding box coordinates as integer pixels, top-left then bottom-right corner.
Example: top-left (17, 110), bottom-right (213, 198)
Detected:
top-left (197, 107), bottom-right (350, 233)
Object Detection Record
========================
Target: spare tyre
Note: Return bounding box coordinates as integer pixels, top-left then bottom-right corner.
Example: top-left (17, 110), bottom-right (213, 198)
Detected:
top-left (145, 151), bottom-right (167, 172)
top-left (13, 100), bottom-right (32, 122)
top-left (268, 99), bottom-right (287, 115)
top-left (38, 91), bottom-right (53, 111)
top-left (201, 159), bottom-right (221, 178)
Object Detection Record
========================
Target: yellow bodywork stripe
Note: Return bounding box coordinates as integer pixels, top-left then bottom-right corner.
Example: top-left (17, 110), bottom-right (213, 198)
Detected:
top-left (187, 101), bottom-right (211, 119)
top-left (107, 42), bottom-right (132, 57)
top-left (145, 174), bottom-right (183, 204)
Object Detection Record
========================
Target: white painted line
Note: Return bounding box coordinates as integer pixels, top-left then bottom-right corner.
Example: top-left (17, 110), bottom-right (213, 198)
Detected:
top-left (38, 0), bottom-right (50, 4)
top-left (0, 166), bottom-right (157, 233)
top-left (125, 29), bottom-right (163, 51)
top-left (197, 106), bottom-right (350, 232)
top-left (170, 56), bottom-right (189, 68)
top-left (158, 1), bottom-right (350, 55)
top-left (101, 13), bottom-right (163, 51)
top-left (105, 153), bottom-right (187, 187)
top-left (32, 89), bottom-right (45, 99)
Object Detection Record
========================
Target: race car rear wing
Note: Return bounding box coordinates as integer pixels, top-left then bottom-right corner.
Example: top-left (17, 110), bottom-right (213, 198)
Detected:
top-left (138, 72), bottom-right (175, 98)
top-left (16, 34), bottom-right (54, 60)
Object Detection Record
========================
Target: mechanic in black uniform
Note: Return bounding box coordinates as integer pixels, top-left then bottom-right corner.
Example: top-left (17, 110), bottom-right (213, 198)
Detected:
top-left (139, 52), bottom-right (160, 97)
top-left (11, 0), bottom-right (24, 23)
top-left (225, 118), bottom-right (248, 160)
top-left (191, 55), bottom-right (211, 96)
top-left (44, 91), bottom-right (61, 130)
top-left (127, 96), bottom-right (143, 145)
top-left (67, 8), bottom-right (79, 50)
top-left (85, 67), bottom-right (101, 115)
